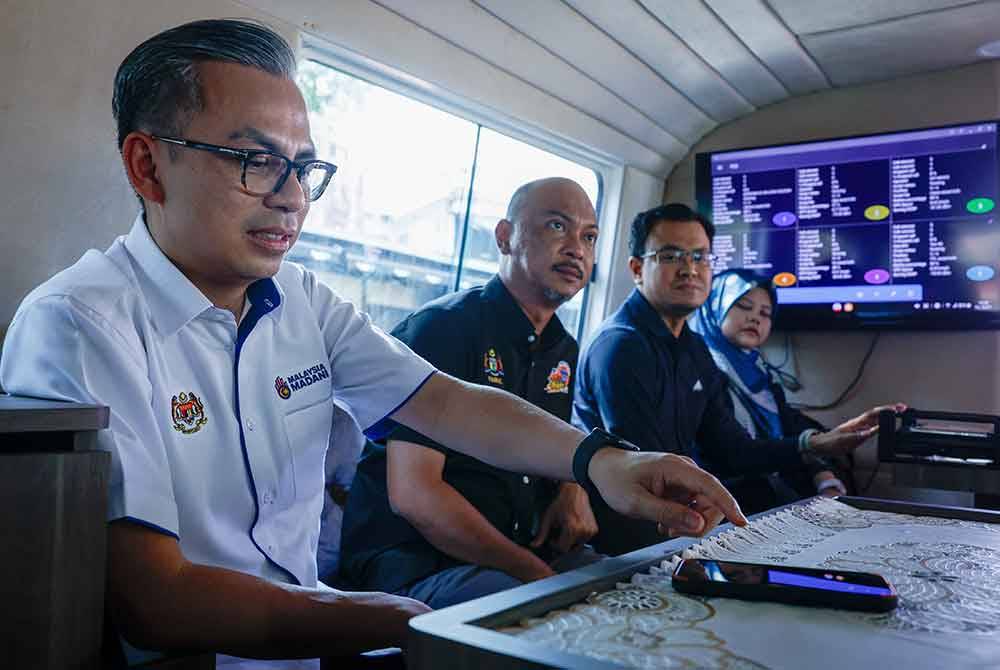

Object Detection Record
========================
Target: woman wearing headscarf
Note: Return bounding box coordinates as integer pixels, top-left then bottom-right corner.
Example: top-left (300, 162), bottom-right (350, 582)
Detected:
top-left (689, 269), bottom-right (847, 514)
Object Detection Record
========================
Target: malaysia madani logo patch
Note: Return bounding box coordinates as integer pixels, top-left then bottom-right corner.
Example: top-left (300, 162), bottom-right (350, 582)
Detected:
top-left (275, 376), bottom-right (291, 399)
top-left (544, 360), bottom-right (572, 394)
top-left (276, 362), bottom-right (330, 399)
top-left (171, 391), bottom-right (207, 434)
top-left (484, 348), bottom-right (504, 385)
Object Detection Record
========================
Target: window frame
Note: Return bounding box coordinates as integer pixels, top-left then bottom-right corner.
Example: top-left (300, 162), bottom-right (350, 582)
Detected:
top-left (298, 37), bottom-right (622, 340)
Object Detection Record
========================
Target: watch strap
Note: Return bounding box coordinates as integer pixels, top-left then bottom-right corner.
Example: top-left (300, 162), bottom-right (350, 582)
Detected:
top-left (572, 428), bottom-right (639, 498)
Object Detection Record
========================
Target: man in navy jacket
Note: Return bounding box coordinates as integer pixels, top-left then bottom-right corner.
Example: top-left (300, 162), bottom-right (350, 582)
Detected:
top-left (574, 204), bottom-right (896, 555)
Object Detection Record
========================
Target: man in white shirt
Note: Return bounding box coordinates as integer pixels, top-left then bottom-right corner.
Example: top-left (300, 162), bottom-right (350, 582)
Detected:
top-left (0, 18), bottom-right (745, 662)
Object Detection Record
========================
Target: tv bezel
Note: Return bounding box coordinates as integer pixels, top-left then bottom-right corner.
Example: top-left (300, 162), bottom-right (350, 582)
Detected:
top-left (694, 118), bottom-right (1000, 332)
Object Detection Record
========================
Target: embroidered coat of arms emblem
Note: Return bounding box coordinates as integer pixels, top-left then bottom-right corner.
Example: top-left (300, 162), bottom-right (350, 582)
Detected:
top-left (171, 391), bottom-right (208, 434)
top-left (484, 348), bottom-right (505, 385)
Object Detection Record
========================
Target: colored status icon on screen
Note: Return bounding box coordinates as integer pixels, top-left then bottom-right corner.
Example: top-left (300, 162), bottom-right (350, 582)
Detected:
top-left (863, 268), bottom-right (890, 285)
top-left (844, 303), bottom-right (855, 313)
top-left (773, 272), bottom-right (797, 287)
top-left (832, 303), bottom-right (843, 312)
top-left (772, 211), bottom-right (797, 227)
top-left (864, 205), bottom-right (890, 221)
top-left (966, 198), bottom-right (995, 214)
top-left (967, 265), bottom-right (996, 282)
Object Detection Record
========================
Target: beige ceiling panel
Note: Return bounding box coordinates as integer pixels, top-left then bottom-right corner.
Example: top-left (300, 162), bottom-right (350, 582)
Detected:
top-left (767, 0), bottom-right (983, 35)
top-left (638, 0), bottom-right (788, 107)
top-left (801, 1), bottom-right (1000, 86)
top-left (374, 0), bottom-right (689, 160)
top-left (706, 0), bottom-right (831, 94)
top-left (564, 0), bottom-right (755, 122)
top-left (241, 0), bottom-right (675, 174)
top-left (474, 0), bottom-right (716, 142)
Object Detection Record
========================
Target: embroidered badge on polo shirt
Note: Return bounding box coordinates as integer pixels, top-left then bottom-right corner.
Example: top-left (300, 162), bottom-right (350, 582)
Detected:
top-left (544, 360), bottom-right (572, 394)
top-left (171, 391), bottom-right (208, 434)
top-left (484, 348), bottom-right (504, 385)
top-left (275, 363), bottom-right (330, 399)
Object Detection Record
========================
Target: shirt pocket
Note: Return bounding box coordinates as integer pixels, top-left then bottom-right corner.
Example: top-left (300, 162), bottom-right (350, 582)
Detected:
top-left (282, 392), bottom-right (334, 505)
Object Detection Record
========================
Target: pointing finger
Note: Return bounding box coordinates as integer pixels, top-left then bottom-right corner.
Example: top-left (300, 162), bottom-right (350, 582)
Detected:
top-left (634, 496), bottom-right (706, 536)
top-left (689, 498), bottom-right (726, 533)
top-left (680, 465), bottom-right (747, 527)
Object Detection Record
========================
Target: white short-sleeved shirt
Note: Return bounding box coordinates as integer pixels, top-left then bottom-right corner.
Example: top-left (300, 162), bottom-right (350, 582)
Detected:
top-left (0, 216), bottom-right (435, 587)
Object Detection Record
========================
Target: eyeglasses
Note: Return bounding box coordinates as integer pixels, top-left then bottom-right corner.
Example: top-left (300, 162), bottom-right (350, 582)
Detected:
top-left (640, 246), bottom-right (716, 266)
top-left (152, 136), bottom-right (337, 202)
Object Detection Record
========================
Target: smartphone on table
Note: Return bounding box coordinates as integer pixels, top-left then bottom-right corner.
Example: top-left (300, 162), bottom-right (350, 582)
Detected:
top-left (671, 558), bottom-right (898, 612)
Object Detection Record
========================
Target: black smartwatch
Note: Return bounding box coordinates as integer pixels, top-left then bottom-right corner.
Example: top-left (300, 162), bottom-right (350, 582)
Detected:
top-left (572, 428), bottom-right (640, 498)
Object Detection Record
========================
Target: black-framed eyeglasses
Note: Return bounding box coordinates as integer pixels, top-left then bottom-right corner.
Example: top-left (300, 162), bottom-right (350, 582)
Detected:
top-left (640, 246), bottom-right (716, 266)
top-left (152, 136), bottom-right (337, 202)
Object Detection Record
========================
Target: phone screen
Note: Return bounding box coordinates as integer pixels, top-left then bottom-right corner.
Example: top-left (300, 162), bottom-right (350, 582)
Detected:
top-left (673, 559), bottom-right (898, 611)
top-left (766, 568), bottom-right (893, 596)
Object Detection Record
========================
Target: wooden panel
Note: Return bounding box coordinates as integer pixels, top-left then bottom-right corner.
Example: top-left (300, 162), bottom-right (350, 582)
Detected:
top-left (0, 396), bottom-right (108, 436)
top-left (408, 632), bottom-right (552, 670)
top-left (0, 451), bottom-right (109, 669)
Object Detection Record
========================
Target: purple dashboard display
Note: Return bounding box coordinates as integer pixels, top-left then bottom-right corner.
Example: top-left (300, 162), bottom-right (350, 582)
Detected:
top-left (772, 211), bottom-right (797, 227)
top-left (864, 269), bottom-right (890, 285)
top-left (695, 119), bottom-right (1000, 329)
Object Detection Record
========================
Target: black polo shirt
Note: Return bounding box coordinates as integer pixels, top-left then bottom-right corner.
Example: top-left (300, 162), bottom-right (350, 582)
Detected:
top-left (339, 276), bottom-right (578, 592)
top-left (572, 288), bottom-right (802, 555)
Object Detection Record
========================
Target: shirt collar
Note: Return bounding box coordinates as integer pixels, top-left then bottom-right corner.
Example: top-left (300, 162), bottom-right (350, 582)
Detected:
top-left (482, 276), bottom-right (568, 350)
top-left (624, 287), bottom-right (694, 349)
top-left (122, 215), bottom-right (283, 336)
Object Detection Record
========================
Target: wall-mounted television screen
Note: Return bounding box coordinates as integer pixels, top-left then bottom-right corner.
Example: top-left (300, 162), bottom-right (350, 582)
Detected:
top-left (695, 120), bottom-right (999, 330)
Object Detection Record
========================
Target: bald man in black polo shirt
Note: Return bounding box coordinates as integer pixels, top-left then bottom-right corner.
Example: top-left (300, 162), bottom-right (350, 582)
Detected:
top-left (341, 178), bottom-right (602, 608)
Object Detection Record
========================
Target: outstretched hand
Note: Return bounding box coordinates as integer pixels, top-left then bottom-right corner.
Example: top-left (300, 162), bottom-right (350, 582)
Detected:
top-left (588, 450), bottom-right (747, 537)
top-left (809, 403), bottom-right (907, 457)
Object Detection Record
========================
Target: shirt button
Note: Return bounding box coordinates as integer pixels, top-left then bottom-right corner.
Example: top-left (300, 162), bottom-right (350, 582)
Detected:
top-left (261, 491), bottom-right (274, 505)
top-left (522, 475), bottom-right (531, 485)
top-left (246, 418), bottom-right (256, 432)
top-left (527, 334), bottom-right (536, 343)
top-left (513, 522), bottom-right (520, 532)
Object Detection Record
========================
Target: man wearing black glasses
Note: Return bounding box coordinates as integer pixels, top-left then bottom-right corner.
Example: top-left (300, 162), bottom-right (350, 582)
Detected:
top-left (1, 19), bottom-right (747, 665)
top-left (573, 204), bottom-right (895, 556)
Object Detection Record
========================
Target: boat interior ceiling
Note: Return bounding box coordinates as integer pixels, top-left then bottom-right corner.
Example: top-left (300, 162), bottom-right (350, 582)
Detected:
top-left (244, 0), bottom-right (1000, 177)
